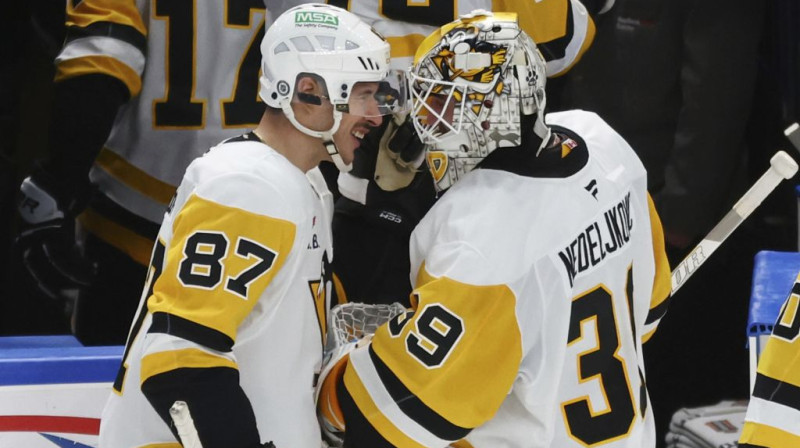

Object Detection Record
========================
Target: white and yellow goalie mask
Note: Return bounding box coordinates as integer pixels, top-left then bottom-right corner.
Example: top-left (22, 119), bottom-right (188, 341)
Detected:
top-left (409, 11), bottom-right (550, 191)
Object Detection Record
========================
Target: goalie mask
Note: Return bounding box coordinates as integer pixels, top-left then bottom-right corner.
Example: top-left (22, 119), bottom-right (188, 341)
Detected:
top-left (259, 4), bottom-right (409, 172)
top-left (409, 11), bottom-right (550, 191)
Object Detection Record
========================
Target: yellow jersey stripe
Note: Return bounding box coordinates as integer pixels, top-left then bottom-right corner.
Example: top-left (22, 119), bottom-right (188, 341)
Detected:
top-left (78, 207), bottom-right (154, 266)
top-left (55, 56), bottom-right (143, 97)
top-left (498, 0), bottom-right (568, 44)
top-left (343, 364), bottom-right (428, 448)
top-left (95, 148), bottom-right (177, 205)
top-left (387, 34), bottom-right (427, 60)
top-left (67, 0), bottom-right (147, 37)
top-left (739, 421), bottom-right (800, 447)
top-left (757, 338), bottom-right (800, 387)
top-left (140, 348), bottom-right (236, 385)
top-left (648, 194), bottom-right (671, 308)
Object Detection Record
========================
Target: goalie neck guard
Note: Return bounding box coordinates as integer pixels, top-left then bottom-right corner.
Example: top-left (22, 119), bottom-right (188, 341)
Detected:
top-left (409, 10), bottom-right (551, 191)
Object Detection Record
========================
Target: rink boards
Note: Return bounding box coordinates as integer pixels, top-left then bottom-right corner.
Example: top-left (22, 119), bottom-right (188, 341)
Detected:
top-left (0, 336), bottom-right (121, 447)
top-left (0, 251), bottom-right (795, 447)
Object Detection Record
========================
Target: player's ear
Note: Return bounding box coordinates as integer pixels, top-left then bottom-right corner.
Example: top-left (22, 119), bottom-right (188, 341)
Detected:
top-left (294, 75), bottom-right (326, 109)
top-left (295, 75), bottom-right (317, 95)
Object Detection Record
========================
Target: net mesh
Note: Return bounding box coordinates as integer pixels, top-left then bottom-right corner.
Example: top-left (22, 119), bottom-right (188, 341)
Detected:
top-left (328, 302), bottom-right (407, 350)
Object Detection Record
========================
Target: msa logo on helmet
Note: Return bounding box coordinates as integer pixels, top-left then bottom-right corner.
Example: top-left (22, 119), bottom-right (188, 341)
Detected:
top-left (295, 11), bottom-right (339, 27)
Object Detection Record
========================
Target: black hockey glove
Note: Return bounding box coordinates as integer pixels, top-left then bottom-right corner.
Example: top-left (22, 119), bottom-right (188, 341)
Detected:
top-left (14, 168), bottom-right (97, 310)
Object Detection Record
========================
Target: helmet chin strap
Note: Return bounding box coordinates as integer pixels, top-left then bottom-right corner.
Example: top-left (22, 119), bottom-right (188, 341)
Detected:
top-left (280, 102), bottom-right (352, 172)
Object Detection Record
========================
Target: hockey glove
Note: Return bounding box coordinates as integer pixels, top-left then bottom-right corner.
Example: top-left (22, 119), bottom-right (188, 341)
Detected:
top-left (15, 171), bottom-right (97, 310)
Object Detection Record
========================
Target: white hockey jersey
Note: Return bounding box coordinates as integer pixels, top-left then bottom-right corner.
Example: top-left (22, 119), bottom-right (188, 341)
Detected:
top-left (99, 134), bottom-right (334, 448)
top-left (58, 0), bottom-right (593, 265)
top-left (57, 0), bottom-right (270, 264)
top-left (739, 271), bottom-right (800, 447)
top-left (328, 110), bottom-right (671, 447)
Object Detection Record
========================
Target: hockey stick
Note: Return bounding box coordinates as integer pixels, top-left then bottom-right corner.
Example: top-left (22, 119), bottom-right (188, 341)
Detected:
top-left (170, 401), bottom-right (203, 448)
top-left (785, 122), bottom-right (800, 152)
top-left (670, 147), bottom-right (799, 294)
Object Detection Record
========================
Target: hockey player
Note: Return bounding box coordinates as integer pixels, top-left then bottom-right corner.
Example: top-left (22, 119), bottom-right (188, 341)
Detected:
top-left (12, 0), bottom-right (603, 345)
top-left (13, 0), bottom-right (275, 344)
top-left (739, 270), bottom-right (800, 447)
top-left (98, 5), bottom-right (407, 447)
top-left (317, 11), bottom-right (671, 447)
top-left (327, 0), bottom-right (611, 305)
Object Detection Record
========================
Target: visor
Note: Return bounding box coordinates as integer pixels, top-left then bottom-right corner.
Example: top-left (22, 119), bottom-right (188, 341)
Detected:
top-left (335, 69), bottom-right (409, 118)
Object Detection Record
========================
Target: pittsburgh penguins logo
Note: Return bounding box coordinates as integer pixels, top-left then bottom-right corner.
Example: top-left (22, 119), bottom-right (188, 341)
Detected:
top-left (431, 25), bottom-right (508, 85)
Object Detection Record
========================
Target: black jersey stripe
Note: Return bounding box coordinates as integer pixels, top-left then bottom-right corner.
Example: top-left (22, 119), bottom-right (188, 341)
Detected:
top-left (338, 374), bottom-right (395, 448)
top-left (645, 295), bottom-right (672, 325)
top-left (66, 22), bottom-right (147, 55)
top-left (369, 345), bottom-right (471, 441)
top-left (752, 373), bottom-right (800, 411)
top-left (148, 312), bottom-right (235, 353)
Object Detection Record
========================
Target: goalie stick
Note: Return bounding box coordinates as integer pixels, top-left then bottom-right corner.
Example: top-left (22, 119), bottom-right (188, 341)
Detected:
top-left (671, 143), bottom-right (799, 294)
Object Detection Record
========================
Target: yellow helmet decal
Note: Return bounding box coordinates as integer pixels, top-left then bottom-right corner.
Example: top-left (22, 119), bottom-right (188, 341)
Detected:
top-left (426, 151), bottom-right (449, 183)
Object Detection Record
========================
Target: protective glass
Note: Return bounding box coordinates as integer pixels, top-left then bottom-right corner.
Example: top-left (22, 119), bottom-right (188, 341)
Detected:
top-left (337, 69), bottom-right (409, 118)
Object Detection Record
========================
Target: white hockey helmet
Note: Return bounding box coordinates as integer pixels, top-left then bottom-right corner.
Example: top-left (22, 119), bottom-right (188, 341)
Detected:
top-left (409, 11), bottom-right (550, 191)
top-left (259, 3), bottom-right (408, 171)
